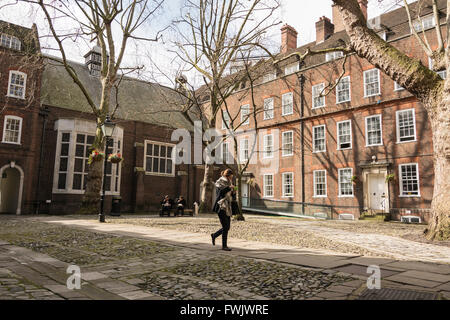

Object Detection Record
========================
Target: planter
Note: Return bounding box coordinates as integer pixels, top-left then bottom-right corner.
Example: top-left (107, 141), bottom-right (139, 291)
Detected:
top-left (108, 153), bottom-right (123, 164)
top-left (88, 150), bottom-right (105, 164)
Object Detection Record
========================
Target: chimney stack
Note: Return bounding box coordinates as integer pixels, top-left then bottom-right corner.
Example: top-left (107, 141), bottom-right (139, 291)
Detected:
top-left (332, 0), bottom-right (368, 33)
top-left (315, 16), bottom-right (334, 44)
top-left (281, 24), bottom-right (298, 54)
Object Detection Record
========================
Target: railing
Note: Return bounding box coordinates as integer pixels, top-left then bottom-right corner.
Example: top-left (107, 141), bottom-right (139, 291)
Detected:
top-left (242, 197), bottom-right (334, 220)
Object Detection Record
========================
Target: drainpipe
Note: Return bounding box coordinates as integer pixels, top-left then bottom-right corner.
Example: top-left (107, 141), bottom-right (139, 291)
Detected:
top-left (298, 73), bottom-right (306, 216)
top-left (35, 106), bottom-right (49, 214)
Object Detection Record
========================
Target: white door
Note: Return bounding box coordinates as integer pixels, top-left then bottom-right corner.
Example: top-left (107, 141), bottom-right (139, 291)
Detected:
top-left (242, 183), bottom-right (249, 207)
top-left (369, 174), bottom-right (386, 211)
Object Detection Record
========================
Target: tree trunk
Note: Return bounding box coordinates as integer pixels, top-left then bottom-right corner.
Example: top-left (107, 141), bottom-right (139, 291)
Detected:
top-left (426, 100), bottom-right (450, 240)
top-left (234, 174), bottom-right (245, 221)
top-left (199, 163), bottom-right (215, 213)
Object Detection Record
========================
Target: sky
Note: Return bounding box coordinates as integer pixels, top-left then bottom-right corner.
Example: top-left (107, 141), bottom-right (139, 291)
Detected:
top-left (0, 0), bottom-right (406, 86)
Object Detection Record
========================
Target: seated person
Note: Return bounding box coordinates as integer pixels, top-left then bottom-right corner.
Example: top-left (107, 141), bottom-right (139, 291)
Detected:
top-left (160, 195), bottom-right (174, 216)
top-left (176, 196), bottom-right (187, 216)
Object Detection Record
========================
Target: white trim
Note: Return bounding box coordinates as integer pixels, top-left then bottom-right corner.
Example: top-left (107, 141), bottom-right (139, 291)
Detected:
top-left (412, 14), bottom-right (435, 33)
top-left (7, 70), bottom-right (27, 100)
top-left (336, 76), bottom-right (351, 104)
top-left (338, 167), bottom-right (354, 197)
top-left (263, 134), bottom-right (274, 159)
top-left (222, 110), bottom-right (231, 129)
top-left (282, 172), bottom-right (294, 198)
top-left (240, 138), bottom-right (249, 163)
top-left (399, 163), bottom-right (421, 197)
top-left (0, 164), bottom-right (24, 215)
top-left (263, 173), bottom-right (274, 198)
top-left (313, 170), bottom-right (327, 198)
top-left (281, 92), bottom-right (294, 116)
top-left (363, 69), bottom-right (381, 97)
top-left (337, 120), bottom-right (352, 150)
top-left (144, 140), bottom-right (176, 177)
top-left (2, 115), bottom-right (23, 145)
top-left (396, 108), bottom-right (417, 143)
top-left (365, 114), bottom-right (383, 147)
top-left (281, 130), bottom-right (294, 157)
top-left (312, 124), bottom-right (326, 153)
top-left (394, 81), bottom-right (405, 91)
top-left (312, 83), bottom-right (325, 109)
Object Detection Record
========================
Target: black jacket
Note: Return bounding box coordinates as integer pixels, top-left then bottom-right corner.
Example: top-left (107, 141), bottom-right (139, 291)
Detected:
top-left (212, 185), bottom-right (232, 214)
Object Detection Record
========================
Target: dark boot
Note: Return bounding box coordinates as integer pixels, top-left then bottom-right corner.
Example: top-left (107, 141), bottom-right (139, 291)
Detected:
top-left (211, 233), bottom-right (216, 246)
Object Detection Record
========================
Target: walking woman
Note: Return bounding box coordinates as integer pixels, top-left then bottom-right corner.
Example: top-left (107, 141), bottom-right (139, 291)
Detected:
top-left (211, 169), bottom-right (235, 251)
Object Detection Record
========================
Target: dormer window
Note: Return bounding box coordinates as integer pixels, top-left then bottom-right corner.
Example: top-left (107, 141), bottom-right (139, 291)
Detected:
top-left (325, 51), bottom-right (343, 62)
top-left (262, 72), bottom-right (276, 83)
top-left (1, 34), bottom-right (21, 51)
top-left (285, 63), bottom-right (299, 76)
top-left (413, 15), bottom-right (435, 32)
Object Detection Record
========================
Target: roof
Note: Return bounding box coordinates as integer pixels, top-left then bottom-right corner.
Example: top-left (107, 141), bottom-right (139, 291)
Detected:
top-left (40, 57), bottom-right (196, 130)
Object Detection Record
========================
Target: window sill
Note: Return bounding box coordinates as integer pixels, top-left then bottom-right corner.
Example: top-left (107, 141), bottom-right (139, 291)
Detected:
top-left (312, 106), bottom-right (325, 110)
top-left (396, 139), bottom-right (417, 144)
top-left (364, 93), bottom-right (381, 98)
top-left (282, 112), bottom-right (294, 117)
top-left (338, 195), bottom-right (354, 198)
top-left (313, 195), bottom-right (327, 198)
top-left (365, 143), bottom-right (383, 148)
top-left (282, 195), bottom-right (293, 198)
top-left (337, 147), bottom-right (352, 151)
top-left (145, 172), bottom-right (176, 177)
top-left (336, 100), bottom-right (351, 104)
top-left (6, 94), bottom-right (25, 100)
top-left (399, 194), bottom-right (421, 198)
top-left (282, 154), bottom-right (293, 158)
top-left (313, 150), bottom-right (326, 154)
top-left (1, 141), bottom-right (21, 145)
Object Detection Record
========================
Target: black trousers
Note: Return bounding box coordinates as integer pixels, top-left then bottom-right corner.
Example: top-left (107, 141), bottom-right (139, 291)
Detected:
top-left (176, 207), bottom-right (184, 215)
top-left (213, 210), bottom-right (230, 247)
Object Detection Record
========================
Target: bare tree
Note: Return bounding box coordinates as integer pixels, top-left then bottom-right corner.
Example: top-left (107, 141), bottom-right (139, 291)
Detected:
top-left (18, 0), bottom-right (164, 214)
top-left (171, 0), bottom-right (281, 213)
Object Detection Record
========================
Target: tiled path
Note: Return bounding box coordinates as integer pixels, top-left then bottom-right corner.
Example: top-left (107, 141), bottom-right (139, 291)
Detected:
top-left (0, 216), bottom-right (449, 300)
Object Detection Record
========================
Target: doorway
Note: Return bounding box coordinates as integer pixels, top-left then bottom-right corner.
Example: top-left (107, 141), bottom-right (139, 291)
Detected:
top-left (0, 165), bottom-right (24, 214)
top-left (368, 174), bottom-right (387, 212)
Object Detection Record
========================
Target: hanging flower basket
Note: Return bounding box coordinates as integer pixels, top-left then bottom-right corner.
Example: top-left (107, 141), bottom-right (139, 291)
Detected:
top-left (88, 150), bottom-right (105, 164)
top-left (108, 153), bottom-right (123, 164)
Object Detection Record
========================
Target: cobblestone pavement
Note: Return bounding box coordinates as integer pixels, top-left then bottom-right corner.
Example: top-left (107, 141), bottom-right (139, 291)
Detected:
top-left (0, 215), bottom-right (449, 300)
top-left (107, 215), bottom-right (450, 263)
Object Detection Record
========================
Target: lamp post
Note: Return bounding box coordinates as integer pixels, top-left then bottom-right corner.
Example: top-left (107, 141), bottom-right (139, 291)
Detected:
top-left (99, 115), bottom-right (116, 223)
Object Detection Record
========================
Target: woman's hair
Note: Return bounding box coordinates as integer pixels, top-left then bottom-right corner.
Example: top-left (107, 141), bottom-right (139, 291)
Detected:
top-left (221, 168), bottom-right (234, 177)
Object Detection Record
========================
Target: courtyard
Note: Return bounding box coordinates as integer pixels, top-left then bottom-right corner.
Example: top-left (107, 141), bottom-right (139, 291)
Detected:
top-left (0, 213), bottom-right (449, 300)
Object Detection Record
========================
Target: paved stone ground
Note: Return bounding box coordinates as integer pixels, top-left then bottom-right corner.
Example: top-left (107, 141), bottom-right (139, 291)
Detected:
top-left (0, 215), bottom-right (449, 300)
top-left (109, 215), bottom-right (450, 263)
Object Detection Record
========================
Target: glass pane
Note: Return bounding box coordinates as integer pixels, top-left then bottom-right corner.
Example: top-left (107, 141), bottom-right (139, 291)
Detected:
top-left (74, 158), bottom-right (83, 173)
top-left (167, 160), bottom-right (172, 174)
top-left (154, 145), bottom-right (160, 156)
top-left (104, 176), bottom-right (111, 192)
top-left (146, 157), bottom-right (152, 172)
top-left (87, 135), bottom-right (95, 145)
top-left (77, 134), bottom-right (85, 144)
top-left (84, 160), bottom-right (90, 173)
top-left (83, 174), bottom-right (88, 190)
top-left (58, 173), bottom-right (66, 190)
top-left (59, 158), bottom-right (68, 172)
top-left (146, 144), bottom-right (153, 156)
top-left (72, 174), bottom-right (82, 190)
top-left (160, 158), bottom-right (166, 173)
top-left (160, 146), bottom-right (166, 157)
top-left (106, 162), bottom-right (112, 175)
top-left (167, 146), bottom-right (173, 158)
top-left (75, 144), bottom-right (84, 157)
top-left (60, 143), bottom-right (69, 156)
top-left (153, 157), bottom-right (159, 173)
top-left (62, 133), bottom-right (71, 142)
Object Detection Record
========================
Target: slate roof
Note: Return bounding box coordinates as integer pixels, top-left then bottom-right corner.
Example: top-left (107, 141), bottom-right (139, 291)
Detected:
top-left (41, 57), bottom-right (196, 130)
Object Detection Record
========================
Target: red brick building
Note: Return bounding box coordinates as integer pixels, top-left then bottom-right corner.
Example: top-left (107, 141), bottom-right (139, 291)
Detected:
top-left (0, 21), bottom-right (203, 215)
top-left (217, 0), bottom-right (444, 221)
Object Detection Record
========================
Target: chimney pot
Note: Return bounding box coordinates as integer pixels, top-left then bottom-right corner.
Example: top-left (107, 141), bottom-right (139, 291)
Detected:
top-left (315, 16), bottom-right (334, 43)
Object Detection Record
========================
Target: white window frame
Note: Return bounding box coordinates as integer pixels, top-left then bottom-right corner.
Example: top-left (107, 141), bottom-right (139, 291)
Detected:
top-left (338, 168), bottom-right (354, 197)
top-left (325, 51), bottom-right (343, 62)
top-left (336, 76), bottom-right (351, 104)
top-left (437, 70), bottom-right (447, 79)
top-left (282, 92), bottom-right (294, 116)
top-left (222, 141), bottom-right (232, 164)
top-left (241, 104), bottom-right (250, 125)
top-left (262, 72), bottom-right (276, 83)
top-left (394, 81), bottom-right (404, 91)
top-left (396, 109), bottom-right (417, 143)
top-left (285, 63), bottom-right (299, 76)
top-left (222, 110), bottom-right (231, 129)
top-left (312, 125), bottom-right (326, 153)
top-left (240, 138), bottom-right (249, 163)
top-left (263, 174), bottom-right (274, 198)
top-left (313, 170), bottom-right (327, 198)
top-left (399, 163), bottom-right (421, 197)
top-left (337, 120), bottom-right (352, 150)
top-left (282, 172), bottom-right (294, 197)
top-left (312, 83), bottom-right (325, 109)
top-left (365, 114), bottom-right (383, 147)
top-left (263, 98), bottom-right (274, 120)
top-left (1, 33), bottom-right (21, 50)
top-left (7, 71), bottom-right (27, 99)
top-left (2, 115), bottom-right (22, 145)
top-left (144, 140), bottom-right (176, 177)
top-left (263, 134), bottom-right (274, 159)
top-left (412, 15), bottom-right (435, 33)
top-left (363, 69), bottom-right (381, 97)
top-left (282, 131), bottom-right (294, 157)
